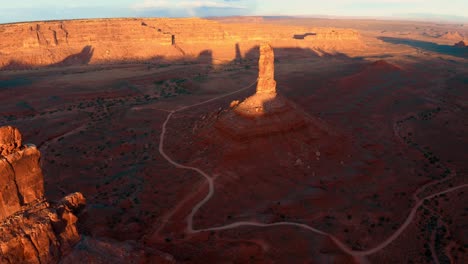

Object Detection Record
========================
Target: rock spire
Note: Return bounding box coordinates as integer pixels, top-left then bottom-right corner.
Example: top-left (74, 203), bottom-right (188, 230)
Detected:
top-left (256, 43), bottom-right (277, 94)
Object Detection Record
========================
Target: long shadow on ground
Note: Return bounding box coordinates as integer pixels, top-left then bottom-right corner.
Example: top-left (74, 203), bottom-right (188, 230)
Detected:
top-left (378, 36), bottom-right (467, 58)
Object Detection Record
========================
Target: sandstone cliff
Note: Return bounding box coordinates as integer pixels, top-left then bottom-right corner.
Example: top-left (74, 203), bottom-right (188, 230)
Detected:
top-left (0, 126), bottom-right (86, 263)
top-left (0, 18), bottom-right (364, 69)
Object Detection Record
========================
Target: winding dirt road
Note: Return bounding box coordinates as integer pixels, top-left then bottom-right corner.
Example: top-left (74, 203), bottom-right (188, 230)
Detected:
top-left (156, 78), bottom-right (468, 261)
top-left (154, 79), bottom-right (258, 235)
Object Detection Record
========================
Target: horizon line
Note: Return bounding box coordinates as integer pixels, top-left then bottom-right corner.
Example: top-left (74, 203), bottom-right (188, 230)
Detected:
top-left (1, 14), bottom-right (467, 26)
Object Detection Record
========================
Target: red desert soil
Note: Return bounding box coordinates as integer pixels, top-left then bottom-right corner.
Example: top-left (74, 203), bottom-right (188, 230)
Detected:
top-left (0, 17), bottom-right (467, 263)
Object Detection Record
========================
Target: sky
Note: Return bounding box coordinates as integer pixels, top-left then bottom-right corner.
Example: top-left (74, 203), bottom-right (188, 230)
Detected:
top-left (0, 0), bottom-right (467, 24)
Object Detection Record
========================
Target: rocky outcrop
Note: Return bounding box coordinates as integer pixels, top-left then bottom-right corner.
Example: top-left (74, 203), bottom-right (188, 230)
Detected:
top-left (0, 126), bottom-right (86, 263)
top-left (454, 41), bottom-right (466, 47)
top-left (0, 193), bottom-right (86, 264)
top-left (256, 43), bottom-right (277, 94)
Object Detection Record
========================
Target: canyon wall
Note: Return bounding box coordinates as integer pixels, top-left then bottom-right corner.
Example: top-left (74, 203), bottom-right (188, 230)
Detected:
top-left (0, 126), bottom-right (85, 263)
top-left (0, 18), bottom-right (363, 69)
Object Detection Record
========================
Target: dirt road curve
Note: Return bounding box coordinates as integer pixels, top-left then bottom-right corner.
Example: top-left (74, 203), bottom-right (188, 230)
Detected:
top-left (157, 78), bottom-right (467, 261)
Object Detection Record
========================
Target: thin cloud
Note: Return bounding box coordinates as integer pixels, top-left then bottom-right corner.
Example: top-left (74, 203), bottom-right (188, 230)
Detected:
top-left (132, 0), bottom-right (247, 10)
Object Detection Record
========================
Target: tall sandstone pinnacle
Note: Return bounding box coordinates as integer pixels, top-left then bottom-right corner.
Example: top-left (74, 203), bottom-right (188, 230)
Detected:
top-left (256, 43), bottom-right (277, 95)
top-left (218, 42), bottom-right (320, 139)
top-left (0, 126), bottom-right (86, 264)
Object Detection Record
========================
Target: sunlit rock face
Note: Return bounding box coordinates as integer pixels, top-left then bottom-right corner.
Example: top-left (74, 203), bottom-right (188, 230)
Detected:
top-left (256, 43), bottom-right (277, 95)
top-left (0, 126), bottom-right (86, 264)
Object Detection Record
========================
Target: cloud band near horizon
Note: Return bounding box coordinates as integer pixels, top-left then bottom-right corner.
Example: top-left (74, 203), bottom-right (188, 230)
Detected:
top-left (0, 0), bottom-right (466, 23)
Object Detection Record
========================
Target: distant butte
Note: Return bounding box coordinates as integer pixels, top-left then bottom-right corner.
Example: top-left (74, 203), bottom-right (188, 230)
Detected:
top-left (438, 31), bottom-right (464, 41)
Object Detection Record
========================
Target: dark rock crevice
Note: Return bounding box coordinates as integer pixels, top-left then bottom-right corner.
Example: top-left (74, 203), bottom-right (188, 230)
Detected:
top-left (2, 156), bottom-right (24, 205)
top-left (24, 233), bottom-right (43, 264)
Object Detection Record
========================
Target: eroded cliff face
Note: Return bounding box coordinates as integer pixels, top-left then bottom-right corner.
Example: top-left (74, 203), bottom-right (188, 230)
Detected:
top-left (0, 126), bottom-right (44, 220)
top-left (0, 126), bottom-right (86, 264)
top-left (0, 18), bottom-right (364, 69)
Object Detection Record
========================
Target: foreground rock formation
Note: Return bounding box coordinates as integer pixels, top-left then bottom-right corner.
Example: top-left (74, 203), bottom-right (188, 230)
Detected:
top-left (0, 126), bottom-right (85, 264)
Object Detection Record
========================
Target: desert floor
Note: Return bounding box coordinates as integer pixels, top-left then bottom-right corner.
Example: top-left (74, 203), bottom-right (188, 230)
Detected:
top-left (1, 18), bottom-right (467, 263)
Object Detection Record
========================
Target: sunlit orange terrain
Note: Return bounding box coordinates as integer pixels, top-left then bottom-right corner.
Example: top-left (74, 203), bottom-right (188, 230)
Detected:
top-left (0, 17), bottom-right (467, 263)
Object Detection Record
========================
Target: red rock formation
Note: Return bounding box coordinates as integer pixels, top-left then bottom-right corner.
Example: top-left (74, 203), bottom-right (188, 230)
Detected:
top-left (0, 126), bottom-right (86, 264)
top-left (215, 44), bottom-right (331, 140)
top-left (0, 193), bottom-right (86, 264)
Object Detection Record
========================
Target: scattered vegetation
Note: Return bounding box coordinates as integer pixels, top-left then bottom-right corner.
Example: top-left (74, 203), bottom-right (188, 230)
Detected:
top-left (154, 78), bottom-right (191, 98)
top-left (418, 107), bottom-right (441, 121)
